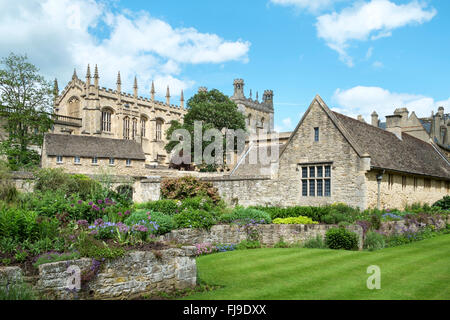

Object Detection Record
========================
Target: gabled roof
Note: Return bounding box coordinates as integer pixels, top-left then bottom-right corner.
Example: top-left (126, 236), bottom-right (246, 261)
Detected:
top-left (44, 133), bottom-right (146, 160)
top-left (281, 95), bottom-right (450, 180)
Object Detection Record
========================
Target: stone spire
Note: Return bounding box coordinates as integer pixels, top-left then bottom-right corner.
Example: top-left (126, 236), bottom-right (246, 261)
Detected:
top-left (93, 64), bottom-right (99, 88)
top-left (72, 69), bottom-right (78, 80)
top-left (133, 76), bottom-right (138, 98)
top-left (180, 89), bottom-right (184, 108)
top-left (249, 89), bottom-right (253, 99)
top-left (166, 85), bottom-right (171, 105)
top-left (151, 81), bottom-right (155, 101)
top-left (256, 91), bottom-right (259, 102)
top-left (85, 64), bottom-right (91, 95)
top-left (116, 72), bottom-right (122, 104)
top-left (53, 78), bottom-right (59, 108)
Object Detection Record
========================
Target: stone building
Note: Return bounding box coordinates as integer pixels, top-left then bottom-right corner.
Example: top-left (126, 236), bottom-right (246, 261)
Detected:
top-left (143, 95), bottom-right (449, 210)
top-left (230, 79), bottom-right (274, 134)
top-left (42, 133), bottom-right (146, 176)
top-left (52, 65), bottom-right (187, 166)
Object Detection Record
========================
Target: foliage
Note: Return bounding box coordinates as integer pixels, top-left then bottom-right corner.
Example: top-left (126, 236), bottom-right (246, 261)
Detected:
top-left (363, 231), bottom-right (385, 251)
top-left (0, 161), bottom-right (18, 202)
top-left (303, 235), bottom-right (327, 249)
top-left (194, 243), bottom-right (218, 256)
top-left (370, 214), bottom-right (381, 230)
top-left (273, 237), bottom-right (290, 248)
top-left (75, 232), bottom-right (125, 260)
top-left (173, 209), bottom-right (217, 230)
top-left (0, 53), bottom-right (54, 170)
top-left (235, 240), bottom-right (261, 250)
top-left (161, 176), bottom-right (221, 204)
top-left (433, 196), bottom-right (450, 210)
top-left (272, 216), bottom-right (318, 225)
top-left (33, 251), bottom-right (81, 268)
top-left (164, 89), bottom-right (247, 170)
top-left (0, 207), bottom-right (59, 242)
top-left (136, 199), bottom-right (179, 215)
top-left (0, 281), bottom-right (38, 300)
top-left (124, 210), bottom-right (175, 236)
top-left (384, 225), bottom-right (450, 248)
top-left (325, 227), bottom-right (359, 250)
top-left (219, 207), bottom-right (271, 224)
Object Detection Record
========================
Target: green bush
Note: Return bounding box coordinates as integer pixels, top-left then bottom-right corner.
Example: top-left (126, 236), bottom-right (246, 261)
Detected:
top-left (433, 196), bottom-right (450, 210)
top-left (303, 235), bottom-right (327, 249)
top-left (136, 199), bottom-right (179, 215)
top-left (236, 240), bottom-right (261, 250)
top-left (0, 207), bottom-right (59, 242)
top-left (219, 207), bottom-right (271, 224)
top-left (370, 214), bottom-right (381, 230)
top-left (364, 231), bottom-right (385, 251)
top-left (173, 209), bottom-right (217, 230)
top-left (325, 227), bottom-right (359, 250)
top-left (75, 233), bottom-right (125, 260)
top-left (0, 161), bottom-right (18, 203)
top-left (161, 176), bottom-right (221, 204)
top-left (273, 216), bottom-right (318, 225)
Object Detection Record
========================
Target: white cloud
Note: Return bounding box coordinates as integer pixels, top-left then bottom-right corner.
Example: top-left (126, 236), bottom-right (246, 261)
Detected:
top-left (269, 0), bottom-right (344, 13)
top-left (275, 117), bottom-right (295, 132)
top-left (372, 61), bottom-right (384, 68)
top-left (316, 0), bottom-right (436, 66)
top-left (0, 0), bottom-right (250, 97)
top-left (332, 86), bottom-right (450, 121)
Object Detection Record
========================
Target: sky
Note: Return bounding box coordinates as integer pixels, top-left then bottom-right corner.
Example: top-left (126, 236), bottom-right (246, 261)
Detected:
top-left (0, 0), bottom-right (449, 132)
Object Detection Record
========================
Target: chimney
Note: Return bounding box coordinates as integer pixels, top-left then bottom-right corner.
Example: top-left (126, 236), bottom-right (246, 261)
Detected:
top-left (371, 111), bottom-right (379, 127)
top-left (438, 106), bottom-right (444, 117)
top-left (394, 107), bottom-right (409, 126)
top-left (386, 114), bottom-right (402, 140)
top-left (357, 115), bottom-right (365, 123)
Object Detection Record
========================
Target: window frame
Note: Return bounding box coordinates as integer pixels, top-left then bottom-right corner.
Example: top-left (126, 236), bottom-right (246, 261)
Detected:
top-left (56, 156), bottom-right (63, 164)
top-left (74, 156), bottom-right (81, 164)
top-left (126, 159), bottom-right (132, 167)
top-left (92, 157), bottom-right (98, 165)
top-left (300, 163), bottom-right (332, 197)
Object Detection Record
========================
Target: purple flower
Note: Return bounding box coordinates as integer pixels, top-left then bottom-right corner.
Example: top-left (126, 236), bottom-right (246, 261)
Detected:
top-left (77, 200), bottom-right (83, 204)
top-left (89, 201), bottom-right (93, 206)
top-left (98, 200), bottom-right (103, 204)
top-left (77, 220), bottom-right (89, 227)
top-left (70, 204), bottom-right (74, 207)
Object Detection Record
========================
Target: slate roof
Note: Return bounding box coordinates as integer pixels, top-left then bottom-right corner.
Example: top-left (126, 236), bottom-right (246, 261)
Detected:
top-left (44, 133), bottom-right (146, 160)
top-left (333, 112), bottom-right (450, 180)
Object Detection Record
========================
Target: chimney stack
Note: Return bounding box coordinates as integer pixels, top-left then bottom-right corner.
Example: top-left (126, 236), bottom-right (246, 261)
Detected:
top-left (386, 114), bottom-right (403, 140)
top-left (371, 111), bottom-right (379, 127)
top-left (357, 115), bottom-right (365, 123)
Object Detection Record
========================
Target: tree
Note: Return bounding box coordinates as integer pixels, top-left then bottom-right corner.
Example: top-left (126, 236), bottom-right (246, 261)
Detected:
top-left (0, 53), bottom-right (54, 170)
top-left (165, 89), bottom-right (247, 171)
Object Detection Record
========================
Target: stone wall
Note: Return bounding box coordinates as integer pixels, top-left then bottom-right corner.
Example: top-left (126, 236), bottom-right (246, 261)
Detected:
top-left (34, 247), bottom-right (196, 300)
top-left (366, 171), bottom-right (449, 209)
top-left (379, 215), bottom-right (449, 236)
top-left (162, 224), bottom-right (364, 250)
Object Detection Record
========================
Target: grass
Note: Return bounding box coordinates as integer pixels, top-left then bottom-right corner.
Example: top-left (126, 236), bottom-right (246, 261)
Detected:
top-left (181, 234), bottom-right (450, 300)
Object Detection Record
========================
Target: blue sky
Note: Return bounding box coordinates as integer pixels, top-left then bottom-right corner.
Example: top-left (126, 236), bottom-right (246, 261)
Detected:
top-left (0, 0), bottom-right (449, 132)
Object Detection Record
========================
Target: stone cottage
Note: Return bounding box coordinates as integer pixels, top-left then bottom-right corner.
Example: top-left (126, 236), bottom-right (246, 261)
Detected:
top-left (41, 133), bottom-right (147, 176)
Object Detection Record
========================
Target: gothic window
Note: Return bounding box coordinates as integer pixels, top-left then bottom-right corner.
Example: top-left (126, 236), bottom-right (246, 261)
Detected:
top-left (123, 117), bottom-right (130, 140)
top-left (141, 117), bottom-right (147, 138)
top-left (132, 118), bottom-right (138, 139)
top-left (68, 97), bottom-right (80, 118)
top-left (301, 163), bottom-right (332, 197)
top-left (102, 110), bottom-right (112, 132)
top-left (156, 119), bottom-right (163, 141)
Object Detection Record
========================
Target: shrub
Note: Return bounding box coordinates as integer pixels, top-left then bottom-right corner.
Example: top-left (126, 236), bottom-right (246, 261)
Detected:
top-left (370, 214), bottom-right (381, 230)
top-left (325, 227), bottom-right (359, 250)
top-left (274, 237), bottom-right (290, 248)
top-left (433, 196), bottom-right (450, 210)
top-left (161, 176), bottom-right (221, 204)
top-left (75, 233), bottom-right (125, 260)
top-left (173, 209), bottom-right (217, 230)
top-left (272, 216), bottom-right (318, 225)
top-left (219, 207), bottom-right (271, 224)
top-left (364, 231), bottom-right (385, 251)
top-left (303, 235), bottom-right (327, 249)
top-left (136, 199), bottom-right (179, 215)
top-left (236, 240), bottom-right (261, 250)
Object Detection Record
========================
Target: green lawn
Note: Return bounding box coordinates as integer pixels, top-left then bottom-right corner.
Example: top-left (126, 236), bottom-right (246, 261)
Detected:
top-left (182, 234), bottom-right (450, 300)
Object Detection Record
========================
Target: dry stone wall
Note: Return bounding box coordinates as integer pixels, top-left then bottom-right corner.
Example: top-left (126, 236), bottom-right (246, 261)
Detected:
top-left (162, 224), bottom-right (364, 250)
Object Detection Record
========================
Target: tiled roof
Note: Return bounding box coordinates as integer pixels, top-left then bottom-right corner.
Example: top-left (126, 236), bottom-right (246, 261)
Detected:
top-left (44, 133), bottom-right (146, 160)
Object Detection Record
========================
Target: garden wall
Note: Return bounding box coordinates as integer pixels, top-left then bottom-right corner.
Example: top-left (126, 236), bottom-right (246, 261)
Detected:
top-left (379, 215), bottom-right (449, 236)
top-left (1, 247), bottom-right (197, 300)
top-left (162, 224), bottom-right (364, 250)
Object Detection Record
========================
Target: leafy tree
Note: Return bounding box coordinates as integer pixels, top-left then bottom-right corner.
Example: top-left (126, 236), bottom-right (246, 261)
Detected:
top-left (165, 89), bottom-right (247, 171)
top-left (0, 53), bottom-right (54, 170)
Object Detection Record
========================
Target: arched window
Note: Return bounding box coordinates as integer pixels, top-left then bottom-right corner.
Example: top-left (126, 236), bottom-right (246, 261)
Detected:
top-left (123, 116), bottom-right (130, 140)
top-left (102, 109), bottom-right (112, 132)
top-left (156, 119), bottom-right (163, 141)
top-left (68, 97), bottom-right (80, 118)
top-left (132, 118), bottom-right (138, 139)
top-left (141, 117), bottom-right (147, 138)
